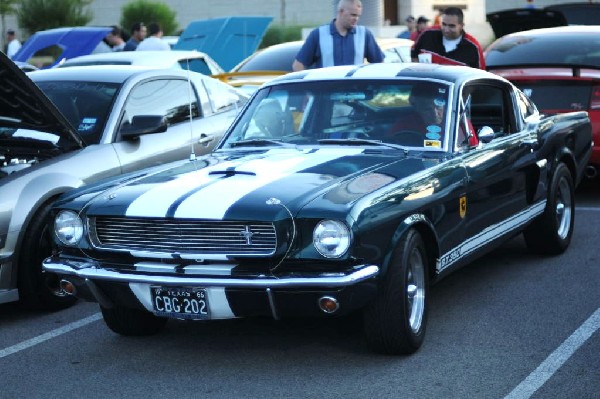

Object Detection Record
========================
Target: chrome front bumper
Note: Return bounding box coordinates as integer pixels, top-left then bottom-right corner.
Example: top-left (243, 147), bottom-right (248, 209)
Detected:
top-left (43, 258), bottom-right (380, 289)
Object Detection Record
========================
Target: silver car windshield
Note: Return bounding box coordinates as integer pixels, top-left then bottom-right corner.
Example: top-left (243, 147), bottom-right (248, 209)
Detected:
top-left (222, 80), bottom-right (451, 151)
top-left (36, 81), bottom-right (120, 145)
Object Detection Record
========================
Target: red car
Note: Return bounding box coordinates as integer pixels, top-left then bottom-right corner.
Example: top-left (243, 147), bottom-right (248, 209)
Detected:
top-left (485, 26), bottom-right (600, 179)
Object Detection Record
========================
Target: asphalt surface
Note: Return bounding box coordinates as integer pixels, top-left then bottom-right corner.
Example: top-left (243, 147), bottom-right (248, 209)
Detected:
top-left (1, 179), bottom-right (599, 399)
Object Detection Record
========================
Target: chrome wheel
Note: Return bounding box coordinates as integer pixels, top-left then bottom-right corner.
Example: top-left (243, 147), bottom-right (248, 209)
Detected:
top-left (523, 163), bottom-right (574, 255)
top-left (406, 247), bottom-right (426, 333)
top-left (555, 175), bottom-right (573, 240)
top-left (363, 229), bottom-right (429, 354)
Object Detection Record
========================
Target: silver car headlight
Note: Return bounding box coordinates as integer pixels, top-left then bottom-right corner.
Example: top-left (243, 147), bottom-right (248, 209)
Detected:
top-left (54, 210), bottom-right (84, 246)
top-left (313, 220), bottom-right (351, 258)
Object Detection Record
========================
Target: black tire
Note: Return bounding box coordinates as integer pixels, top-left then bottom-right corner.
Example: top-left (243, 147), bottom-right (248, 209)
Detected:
top-left (101, 306), bottom-right (168, 336)
top-left (17, 200), bottom-right (77, 311)
top-left (524, 163), bottom-right (574, 255)
top-left (363, 229), bottom-right (429, 355)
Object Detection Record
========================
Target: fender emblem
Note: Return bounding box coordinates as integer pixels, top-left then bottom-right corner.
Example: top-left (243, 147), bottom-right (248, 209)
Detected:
top-left (459, 196), bottom-right (467, 219)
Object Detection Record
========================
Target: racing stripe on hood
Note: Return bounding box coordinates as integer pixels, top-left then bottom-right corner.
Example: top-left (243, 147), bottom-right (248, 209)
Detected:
top-left (173, 148), bottom-right (363, 219)
top-left (124, 148), bottom-right (362, 218)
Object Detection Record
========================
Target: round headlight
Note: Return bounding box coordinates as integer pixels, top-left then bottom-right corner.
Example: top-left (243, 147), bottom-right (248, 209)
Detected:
top-left (313, 220), bottom-right (351, 258)
top-left (54, 210), bottom-right (84, 246)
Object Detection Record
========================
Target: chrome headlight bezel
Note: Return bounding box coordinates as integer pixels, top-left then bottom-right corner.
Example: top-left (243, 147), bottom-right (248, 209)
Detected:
top-left (54, 210), bottom-right (84, 246)
top-left (313, 219), bottom-right (351, 258)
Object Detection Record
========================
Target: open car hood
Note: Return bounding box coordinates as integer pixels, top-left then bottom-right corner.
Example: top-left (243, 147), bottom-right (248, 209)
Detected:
top-left (173, 16), bottom-right (272, 71)
top-left (486, 8), bottom-right (567, 38)
top-left (12, 27), bottom-right (111, 68)
top-left (0, 52), bottom-right (84, 148)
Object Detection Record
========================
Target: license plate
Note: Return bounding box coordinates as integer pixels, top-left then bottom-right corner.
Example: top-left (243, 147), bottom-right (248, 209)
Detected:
top-left (151, 286), bottom-right (210, 320)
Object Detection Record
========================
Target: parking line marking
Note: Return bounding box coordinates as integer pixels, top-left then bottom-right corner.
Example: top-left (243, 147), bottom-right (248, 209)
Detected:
top-left (0, 312), bottom-right (102, 359)
top-left (504, 307), bottom-right (600, 399)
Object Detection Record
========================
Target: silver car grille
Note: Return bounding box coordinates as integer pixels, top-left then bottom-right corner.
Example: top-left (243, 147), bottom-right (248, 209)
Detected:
top-left (89, 217), bottom-right (277, 255)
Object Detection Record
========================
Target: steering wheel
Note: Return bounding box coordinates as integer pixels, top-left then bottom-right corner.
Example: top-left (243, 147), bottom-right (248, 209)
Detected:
top-left (391, 130), bottom-right (424, 146)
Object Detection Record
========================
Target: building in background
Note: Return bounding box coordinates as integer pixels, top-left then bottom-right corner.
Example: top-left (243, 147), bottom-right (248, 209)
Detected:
top-left (3, 0), bottom-right (588, 50)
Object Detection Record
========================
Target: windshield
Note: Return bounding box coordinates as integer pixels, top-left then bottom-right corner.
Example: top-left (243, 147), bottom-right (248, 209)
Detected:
top-left (36, 81), bottom-right (120, 145)
top-left (486, 32), bottom-right (600, 67)
top-left (236, 45), bottom-right (300, 72)
top-left (221, 80), bottom-right (451, 151)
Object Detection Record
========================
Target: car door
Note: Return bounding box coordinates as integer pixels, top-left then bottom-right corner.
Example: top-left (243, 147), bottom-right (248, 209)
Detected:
top-left (458, 80), bottom-right (538, 248)
top-left (111, 77), bottom-right (232, 174)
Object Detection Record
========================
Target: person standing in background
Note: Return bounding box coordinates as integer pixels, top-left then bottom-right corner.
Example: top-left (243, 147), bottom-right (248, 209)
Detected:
top-left (411, 7), bottom-right (485, 69)
top-left (123, 22), bottom-right (147, 51)
top-left (136, 22), bottom-right (170, 51)
top-left (6, 29), bottom-right (21, 59)
top-left (433, 9), bottom-right (443, 26)
top-left (292, 0), bottom-right (383, 71)
top-left (397, 15), bottom-right (416, 39)
top-left (410, 16), bottom-right (430, 42)
top-left (106, 26), bottom-right (126, 51)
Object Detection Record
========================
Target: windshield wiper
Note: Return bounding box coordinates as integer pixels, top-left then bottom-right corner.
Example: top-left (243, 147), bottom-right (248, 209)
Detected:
top-left (229, 138), bottom-right (287, 147)
top-left (318, 138), bottom-right (409, 151)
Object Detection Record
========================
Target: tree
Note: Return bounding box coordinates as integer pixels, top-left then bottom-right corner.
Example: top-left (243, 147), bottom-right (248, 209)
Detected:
top-left (17, 0), bottom-right (93, 36)
top-left (120, 0), bottom-right (178, 37)
top-left (0, 0), bottom-right (19, 50)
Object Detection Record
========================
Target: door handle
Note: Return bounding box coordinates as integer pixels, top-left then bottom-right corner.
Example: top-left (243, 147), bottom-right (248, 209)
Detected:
top-left (198, 134), bottom-right (214, 146)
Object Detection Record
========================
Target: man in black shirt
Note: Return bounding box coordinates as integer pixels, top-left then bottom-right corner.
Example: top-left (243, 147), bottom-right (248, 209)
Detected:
top-left (411, 7), bottom-right (485, 69)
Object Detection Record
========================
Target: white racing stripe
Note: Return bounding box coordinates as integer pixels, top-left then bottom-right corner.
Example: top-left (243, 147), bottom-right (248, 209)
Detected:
top-left (125, 160), bottom-right (241, 217)
top-left (505, 308), bottom-right (600, 399)
top-left (0, 313), bottom-right (102, 359)
top-left (126, 148), bottom-right (361, 219)
top-left (174, 148), bottom-right (363, 219)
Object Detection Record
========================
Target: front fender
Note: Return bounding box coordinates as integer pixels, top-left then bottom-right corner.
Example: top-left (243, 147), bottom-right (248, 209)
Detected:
top-left (378, 213), bottom-right (439, 280)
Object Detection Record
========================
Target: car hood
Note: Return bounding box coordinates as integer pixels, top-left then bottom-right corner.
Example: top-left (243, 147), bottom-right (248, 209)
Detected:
top-left (73, 148), bottom-right (436, 219)
top-left (545, 3), bottom-right (600, 25)
top-left (486, 8), bottom-right (567, 38)
top-left (174, 16), bottom-right (272, 71)
top-left (0, 52), bottom-right (84, 148)
top-left (12, 27), bottom-right (111, 68)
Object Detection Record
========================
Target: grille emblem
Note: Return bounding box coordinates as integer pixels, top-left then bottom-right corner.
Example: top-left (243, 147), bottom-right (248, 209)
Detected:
top-left (239, 225), bottom-right (255, 245)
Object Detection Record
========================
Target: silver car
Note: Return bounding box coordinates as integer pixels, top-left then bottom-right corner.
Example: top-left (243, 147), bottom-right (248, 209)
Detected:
top-left (0, 53), bottom-right (248, 309)
top-left (57, 50), bottom-right (225, 76)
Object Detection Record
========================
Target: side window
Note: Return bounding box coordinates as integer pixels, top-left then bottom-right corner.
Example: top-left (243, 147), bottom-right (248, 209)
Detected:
top-left (122, 79), bottom-right (200, 127)
top-left (178, 58), bottom-right (212, 75)
top-left (465, 84), bottom-right (508, 135)
top-left (202, 78), bottom-right (246, 113)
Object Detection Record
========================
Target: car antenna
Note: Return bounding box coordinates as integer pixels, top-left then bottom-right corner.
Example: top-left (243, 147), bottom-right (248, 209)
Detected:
top-left (185, 59), bottom-right (196, 162)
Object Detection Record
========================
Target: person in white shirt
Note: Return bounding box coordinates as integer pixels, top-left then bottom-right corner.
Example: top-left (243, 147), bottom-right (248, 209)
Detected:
top-left (136, 22), bottom-right (170, 51)
top-left (6, 29), bottom-right (22, 59)
top-left (106, 25), bottom-right (126, 51)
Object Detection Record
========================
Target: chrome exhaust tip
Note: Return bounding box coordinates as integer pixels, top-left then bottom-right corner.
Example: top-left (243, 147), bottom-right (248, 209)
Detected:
top-left (318, 296), bottom-right (339, 314)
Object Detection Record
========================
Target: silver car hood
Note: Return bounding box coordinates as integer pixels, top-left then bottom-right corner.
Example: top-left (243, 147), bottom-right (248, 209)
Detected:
top-left (0, 52), bottom-right (84, 149)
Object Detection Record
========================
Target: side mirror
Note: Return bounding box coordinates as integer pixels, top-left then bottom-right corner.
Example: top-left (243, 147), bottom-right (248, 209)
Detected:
top-left (120, 115), bottom-right (168, 140)
top-left (477, 126), bottom-right (495, 144)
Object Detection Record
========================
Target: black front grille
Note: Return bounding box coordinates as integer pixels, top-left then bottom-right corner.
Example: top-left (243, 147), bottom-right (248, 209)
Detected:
top-left (89, 216), bottom-right (277, 255)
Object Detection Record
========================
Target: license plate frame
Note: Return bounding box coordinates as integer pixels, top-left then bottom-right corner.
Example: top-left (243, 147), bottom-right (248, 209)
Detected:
top-left (150, 286), bottom-right (210, 320)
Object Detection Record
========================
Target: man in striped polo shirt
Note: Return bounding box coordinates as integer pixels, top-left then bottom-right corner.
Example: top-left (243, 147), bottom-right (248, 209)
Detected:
top-left (292, 0), bottom-right (383, 71)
